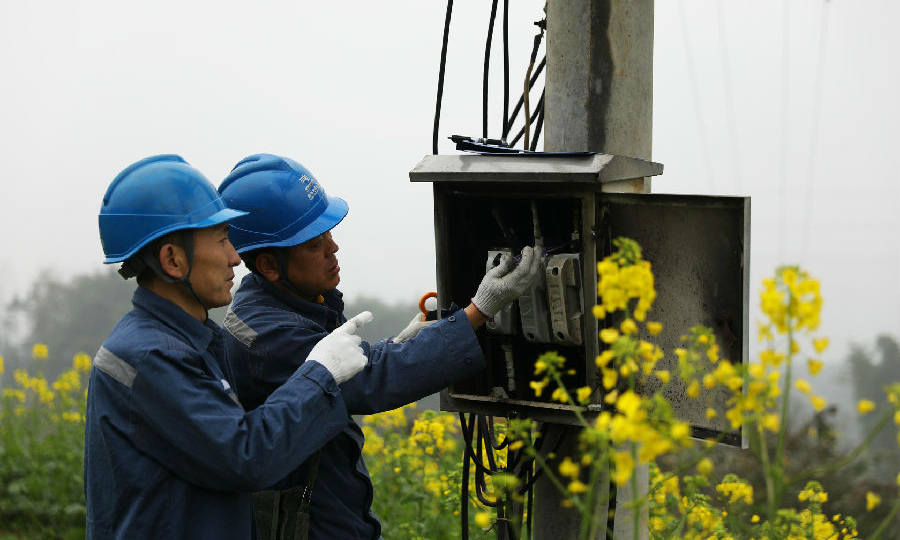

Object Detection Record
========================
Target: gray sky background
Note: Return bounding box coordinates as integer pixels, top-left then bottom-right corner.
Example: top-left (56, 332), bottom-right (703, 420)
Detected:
top-left (1, 0), bottom-right (897, 373)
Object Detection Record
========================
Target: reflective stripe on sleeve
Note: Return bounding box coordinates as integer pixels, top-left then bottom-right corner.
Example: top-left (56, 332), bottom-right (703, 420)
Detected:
top-left (224, 308), bottom-right (258, 347)
top-left (93, 346), bottom-right (137, 388)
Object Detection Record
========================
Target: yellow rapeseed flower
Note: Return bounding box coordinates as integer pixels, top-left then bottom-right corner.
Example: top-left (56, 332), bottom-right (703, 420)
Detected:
top-left (857, 399), bottom-right (875, 414)
top-left (600, 328), bottom-right (620, 344)
top-left (32, 343), bottom-right (49, 360)
top-left (810, 395), bottom-right (827, 412)
top-left (0, 355), bottom-right (4, 375)
top-left (647, 321), bottom-right (662, 335)
top-left (595, 351), bottom-right (614, 368)
top-left (655, 370), bottom-right (670, 384)
top-left (2, 388), bottom-right (26, 403)
top-left (620, 318), bottom-right (638, 335)
top-left (725, 407), bottom-right (743, 429)
top-left (670, 422), bottom-right (690, 443)
top-left (602, 369), bottom-right (617, 390)
top-left (551, 387), bottom-right (569, 404)
top-left (697, 458), bottom-right (713, 477)
top-left (576, 386), bottom-right (592, 404)
top-left (73, 352), bottom-right (92, 373)
top-left (530, 379), bottom-right (548, 397)
top-left (611, 451), bottom-right (634, 485)
top-left (763, 413), bottom-right (780, 433)
top-left (717, 478), bottom-right (754, 505)
top-left (808, 359), bottom-right (824, 376)
top-left (568, 480), bottom-right (588, 494)
top-left (795, 379), bottom-right (812, 394)
top-left (865, 492), bottom-right (881, 511)
top-left (748, 363), bottom-right (765, 379)
top-left (813, 337), bottom-right (829, 354)
top-left (686, 380), bottom-right (700, 399)
top-left (474, 512), bottom-right (492, 529)
top-left (616, 391), bottom-right (642, 418)
top-left (705, 407), bottom-right (717, 419)
top-left (592, 305), bottom-right (606, 320)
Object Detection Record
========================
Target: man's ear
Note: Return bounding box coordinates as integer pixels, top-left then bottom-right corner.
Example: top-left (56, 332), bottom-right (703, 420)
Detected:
top-left (254, 252), bottom-right (282, 283)
top-left (158, 243), bottom-right (188, 281)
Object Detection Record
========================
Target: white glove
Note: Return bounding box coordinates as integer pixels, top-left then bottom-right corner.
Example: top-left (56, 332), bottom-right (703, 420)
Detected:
top-left (392, 313), bottom-right (435, 344)
top-left (471, 246), bottom-right (542, 318)
top-left (308, 311), bottom-right (373, 384)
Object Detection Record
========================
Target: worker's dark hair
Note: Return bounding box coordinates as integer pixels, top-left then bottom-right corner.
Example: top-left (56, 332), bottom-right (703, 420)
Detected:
top-left (240, 247), bottom-right (282, 276)
top-left (130, 230), bottom-right (189, 286)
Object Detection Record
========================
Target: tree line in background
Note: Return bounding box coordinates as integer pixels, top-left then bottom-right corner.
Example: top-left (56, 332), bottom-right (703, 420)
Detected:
top-left (0, 269), bottom-right (421, 383)
top-left (0, 268), bottom-right (897, 538)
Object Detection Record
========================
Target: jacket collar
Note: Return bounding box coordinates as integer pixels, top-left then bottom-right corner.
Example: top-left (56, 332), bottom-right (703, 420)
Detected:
top-left (244, 273), bottom-right (344, 329)
top-left (132, 286), bottom-right (218, 351)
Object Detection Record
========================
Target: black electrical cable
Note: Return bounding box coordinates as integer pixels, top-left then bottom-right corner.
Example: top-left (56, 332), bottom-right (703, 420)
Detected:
top-left (459, 413), bottom-right (498, 476)
top-left (461, 440), bottom-right (471, 540)
top-left (501, 0), bottom-right (510, 140)
top-left (529, 107), bottom-right (544, 152)
top-left (516, 424), bottom-right (569, 494)
top-left (478, 418), bottom-right (498, 471)
top-left (483, 415), bottom-right (508, 451)
top-left (482, 0), bottom-right (499, 139)
top-left (523, 24), bottom-right (545, 150)
top-left (433, 0), bottom-right (454, 155)
top-left (525, 467), bottom-right (534, 540)
top-left (509, 92), bottom-right (544, 147)
top-left (606, 480), bottom-right (617, 540)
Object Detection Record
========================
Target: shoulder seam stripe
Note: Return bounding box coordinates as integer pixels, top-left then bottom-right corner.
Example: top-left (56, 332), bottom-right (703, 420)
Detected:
top-left (93, 347), bottom-right (137, 388)
top-left (224, 308), bottom-right (258, 347)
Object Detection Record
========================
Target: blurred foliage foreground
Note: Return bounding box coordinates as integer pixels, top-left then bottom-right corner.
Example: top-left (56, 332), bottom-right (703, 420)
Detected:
top-left (1, 238), bottom-right (899, 539)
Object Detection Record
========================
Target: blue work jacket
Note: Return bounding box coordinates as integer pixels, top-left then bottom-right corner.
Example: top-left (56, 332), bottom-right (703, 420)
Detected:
top-left (223, 273), bottom-right (486, 540)
top-left (84, 286), bottom-right (351, 539)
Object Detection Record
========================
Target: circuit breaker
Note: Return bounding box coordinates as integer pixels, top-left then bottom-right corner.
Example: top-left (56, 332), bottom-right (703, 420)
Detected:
top-left (410, 153), bottom-right (749, 446)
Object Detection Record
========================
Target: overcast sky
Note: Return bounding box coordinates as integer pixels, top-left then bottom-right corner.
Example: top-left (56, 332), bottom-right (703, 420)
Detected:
top-left (1, 0), bottom-right (897, 366)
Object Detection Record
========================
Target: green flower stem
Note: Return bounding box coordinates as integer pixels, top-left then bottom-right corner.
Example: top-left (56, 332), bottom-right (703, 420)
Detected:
top-left (549, 369), bottom-right (588, 427)
top-left (661, 510), bottom-right (689, 540)
top-left (774, 298), bottom-right (796, 515)
top-left (630, 441), bottom-right (639, 540)
top-left (528, 446), bottom-right (583, 513)
top-left (754, 411), bottom-right (778, 530)
top-left (868, 496), bottom-right (900, 540)
top-left (791, 406), bottom-right (893, 482)
top-left (585, 454), bottom-right (612, 540)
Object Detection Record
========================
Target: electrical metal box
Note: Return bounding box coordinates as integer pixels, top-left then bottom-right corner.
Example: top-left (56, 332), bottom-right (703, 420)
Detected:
top-left (410, 154), bottom-right (749, 447)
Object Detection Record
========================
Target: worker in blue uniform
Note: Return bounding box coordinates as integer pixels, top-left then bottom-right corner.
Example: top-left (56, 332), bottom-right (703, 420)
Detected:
top-left (85, 155), bottom-right (376, 540)
top-left (217, 153), bottom-right (541, 540)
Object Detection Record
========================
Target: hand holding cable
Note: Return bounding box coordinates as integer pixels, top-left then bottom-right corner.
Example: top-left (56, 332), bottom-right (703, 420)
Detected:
top-left (307, 311), bottom-right (373, 384)
top-left (471, 245), bottom-right (541, 318)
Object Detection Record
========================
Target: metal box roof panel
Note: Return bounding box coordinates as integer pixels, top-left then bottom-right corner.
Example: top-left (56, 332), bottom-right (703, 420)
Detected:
top-left (410, 154), bottom-right (663, 184)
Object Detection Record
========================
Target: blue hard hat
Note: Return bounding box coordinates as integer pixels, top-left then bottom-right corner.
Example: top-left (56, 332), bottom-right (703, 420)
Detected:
top-left (99, 155), bottom-right (247, 263)
top-left (217, 154), bottom-right (348, 253)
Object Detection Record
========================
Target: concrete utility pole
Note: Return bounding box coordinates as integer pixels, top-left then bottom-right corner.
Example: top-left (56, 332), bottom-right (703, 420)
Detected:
top-left (534, 1), bottom-right (654, 539)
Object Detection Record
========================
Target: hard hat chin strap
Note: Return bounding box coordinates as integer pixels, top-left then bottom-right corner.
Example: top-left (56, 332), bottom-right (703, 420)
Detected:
top-left (172, 234), bottom-right (210, 315)
top-left (121, 231), bottom-right (209, 314)
top-left (274, 250), bottom-right (311, 301)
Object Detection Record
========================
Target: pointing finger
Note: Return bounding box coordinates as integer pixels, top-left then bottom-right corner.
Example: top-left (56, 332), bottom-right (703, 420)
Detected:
top-left (336, 311), bottom-right (374, 335)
